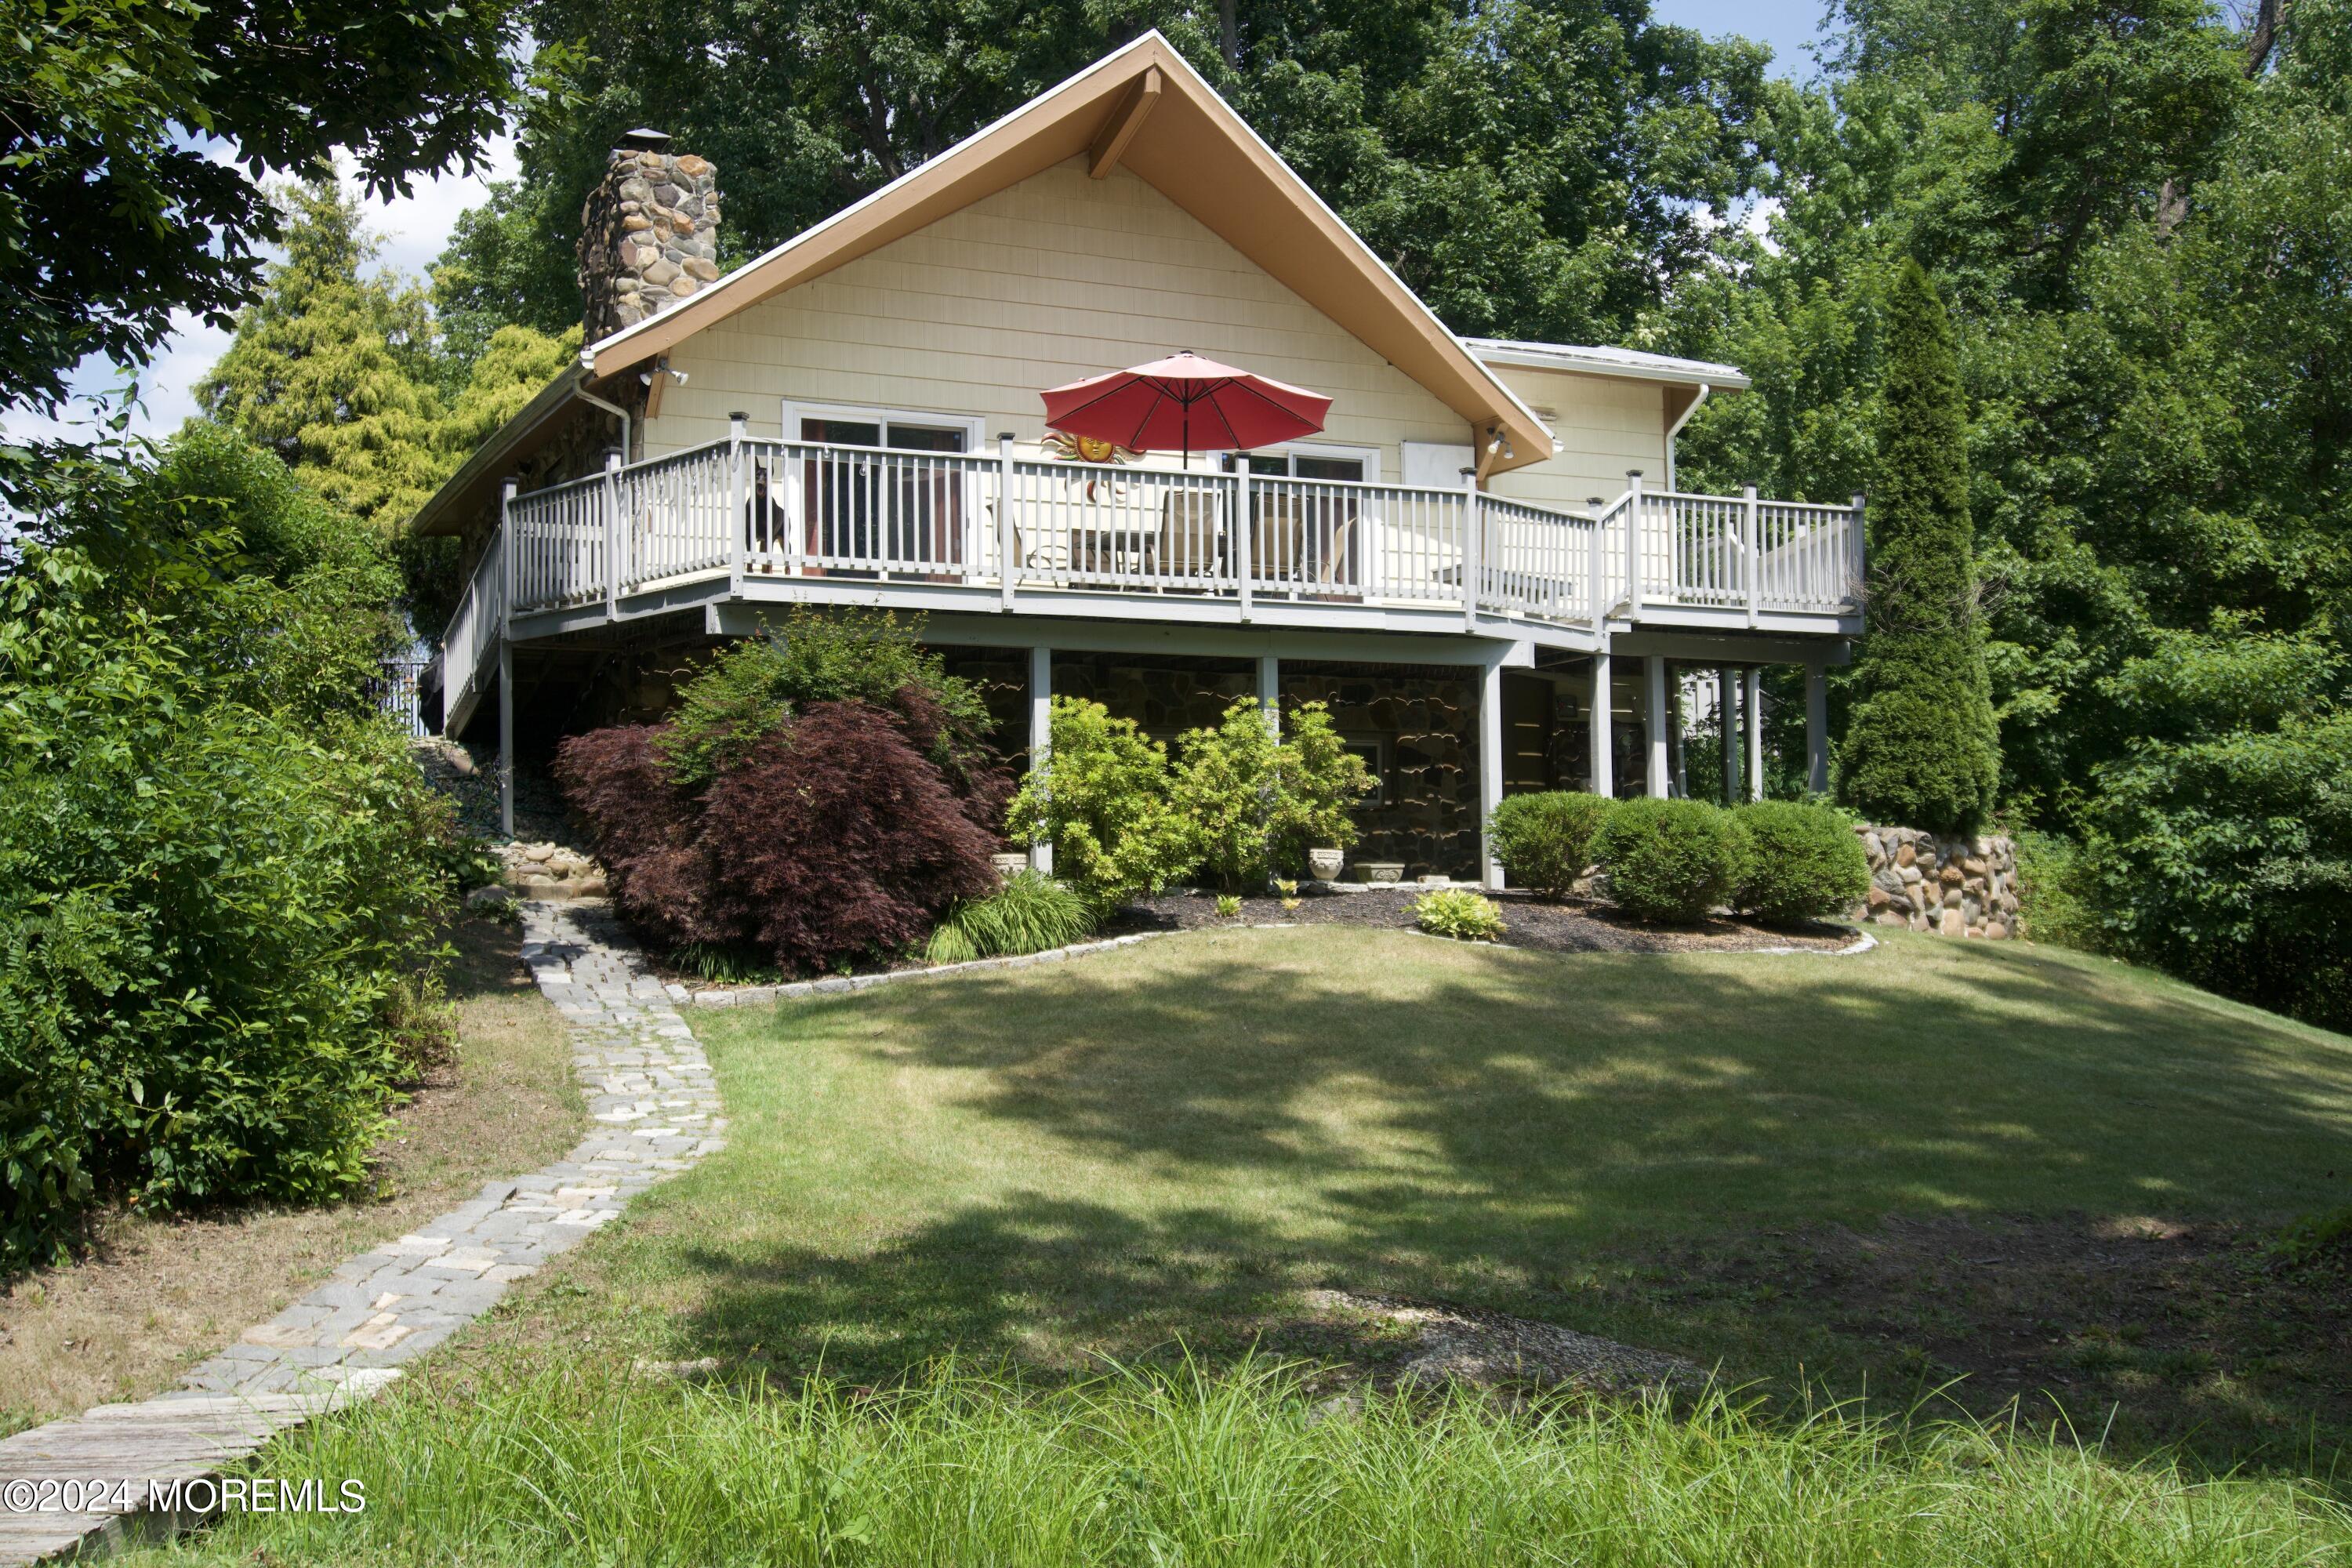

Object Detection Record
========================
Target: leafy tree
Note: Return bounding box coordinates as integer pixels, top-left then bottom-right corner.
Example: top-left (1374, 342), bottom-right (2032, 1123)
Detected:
top-left (450, 0), bottom-right (1777, 350)
top-left (0, 0), bottom-right (520, 412)
top-left (1834, 259), bottom-right (2001, 833)
top-left (195, 180), bottom-right (445, 531)
top-left (0, 429), bottom-right (463, 1268)
top-left (2082, 628), bottom-right (2351, 1027)
top-left (195, 180), bottom-right (582, 630)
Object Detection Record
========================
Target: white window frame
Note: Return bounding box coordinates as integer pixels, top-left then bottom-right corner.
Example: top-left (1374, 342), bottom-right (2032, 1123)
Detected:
top-left (778, 400), bottom-right (989, 568)
top-left (1222, 439), bottom-right (1385, 483)
top-left (779, 398), bottom-right (985, 453)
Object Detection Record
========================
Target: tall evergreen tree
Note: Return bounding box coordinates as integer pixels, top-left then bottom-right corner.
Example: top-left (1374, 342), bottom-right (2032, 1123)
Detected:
top-left (198, 179), bottom-right (580, 630)
top-left (196, 178), bottom-right (446, 535)
top-left (1834, 259), bottom-right (2002, 833)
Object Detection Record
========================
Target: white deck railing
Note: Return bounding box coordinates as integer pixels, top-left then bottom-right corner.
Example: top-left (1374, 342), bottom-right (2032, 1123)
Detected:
top-left (491, 437), bottom-right (1861, 633)
top-left (441, 528), bottom-right (504, 721)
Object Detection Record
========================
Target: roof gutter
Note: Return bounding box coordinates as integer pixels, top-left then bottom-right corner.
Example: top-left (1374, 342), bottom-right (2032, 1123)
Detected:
top-left (1664, 383), bottom-right (1710, 492)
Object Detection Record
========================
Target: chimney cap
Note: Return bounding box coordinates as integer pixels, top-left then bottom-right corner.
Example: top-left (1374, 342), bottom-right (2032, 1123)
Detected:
top-left (617, 128), bottom-right (673, 152)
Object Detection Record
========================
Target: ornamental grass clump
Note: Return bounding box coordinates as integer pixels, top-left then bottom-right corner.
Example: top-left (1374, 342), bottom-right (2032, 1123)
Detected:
top-left (1486, 790), bottom-right (1611, 898)
top-left (925, 872), bottom-right (1098, 964)
top-left (183, 1357), bottom-right (2352, 1567)
top-left (1414, 887), bottom-right (1507, 941)
top-left (1730, 799), bottom-right (1871, 924)
top-left (1595, 797), bottom-right (1742, 923)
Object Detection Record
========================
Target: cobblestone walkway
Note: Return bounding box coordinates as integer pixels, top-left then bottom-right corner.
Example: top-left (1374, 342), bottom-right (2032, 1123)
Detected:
top-left (0, 901), bottom-right (724, 1565)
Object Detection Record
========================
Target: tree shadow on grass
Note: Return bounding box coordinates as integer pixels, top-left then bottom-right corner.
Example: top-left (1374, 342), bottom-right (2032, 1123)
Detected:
top-left (673, 930), bottom-right (2352, 1477)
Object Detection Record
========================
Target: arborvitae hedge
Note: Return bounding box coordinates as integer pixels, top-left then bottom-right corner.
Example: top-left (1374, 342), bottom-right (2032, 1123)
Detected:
top-left (1835, 260), bottom-right (2002, 835)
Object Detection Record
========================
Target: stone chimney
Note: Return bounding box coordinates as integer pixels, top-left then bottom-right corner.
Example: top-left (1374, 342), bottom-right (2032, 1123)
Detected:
top-left (578, 129), bottom-right (720, 342)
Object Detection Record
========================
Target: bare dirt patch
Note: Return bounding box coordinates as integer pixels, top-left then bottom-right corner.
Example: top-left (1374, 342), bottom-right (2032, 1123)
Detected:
top-left (0, 915), bottom-right (583, 1435)
top-left (1114, 885), bottom-right (1859, 954)
top-left (1272, 1289), bottom-right (1701, 1401)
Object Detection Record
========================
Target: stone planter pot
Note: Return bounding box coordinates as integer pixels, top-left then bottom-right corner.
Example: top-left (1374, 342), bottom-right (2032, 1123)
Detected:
top-left (1307, 848), bottom-right (1345, 881)
top-left (991, 851), bottom-right (1031, 882)
top-left (1357, 861), bottom-right (1405, 884)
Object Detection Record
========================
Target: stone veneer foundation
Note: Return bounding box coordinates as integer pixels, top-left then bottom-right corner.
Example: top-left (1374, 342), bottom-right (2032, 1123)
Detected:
top-left (1853, 825), bottom-right (2020, 938)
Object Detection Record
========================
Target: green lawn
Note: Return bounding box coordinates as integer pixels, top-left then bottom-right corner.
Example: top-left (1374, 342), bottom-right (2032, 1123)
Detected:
top-left (474, 925), bottom-right (2352, 1475)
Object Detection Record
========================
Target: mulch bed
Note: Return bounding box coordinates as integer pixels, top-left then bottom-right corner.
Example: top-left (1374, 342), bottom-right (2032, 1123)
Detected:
top-left (1109, 884), bottom-right (1860, 955)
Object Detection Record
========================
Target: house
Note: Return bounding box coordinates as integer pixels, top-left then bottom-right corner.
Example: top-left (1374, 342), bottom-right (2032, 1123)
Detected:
top-left (413, 31), bottom-right (1860, 886)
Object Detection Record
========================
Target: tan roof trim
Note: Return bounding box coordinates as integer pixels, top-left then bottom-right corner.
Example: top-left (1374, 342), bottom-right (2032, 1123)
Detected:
top-left (582, 31), bottom-right (1553, 477)
top-left (411, 364), bottom-right (590, 537)
top-left (1088, 65), bottom-right (1161, 177)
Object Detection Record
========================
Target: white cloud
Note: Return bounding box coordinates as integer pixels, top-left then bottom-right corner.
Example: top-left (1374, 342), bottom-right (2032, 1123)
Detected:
top-left (348, 132), bottom-right (518, 283)
top-left (2, 132), bottom-right (520, 449)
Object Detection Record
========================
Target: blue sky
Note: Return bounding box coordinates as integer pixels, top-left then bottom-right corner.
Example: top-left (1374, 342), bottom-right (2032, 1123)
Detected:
top-left (1657, 0), bottom-right (1835, 79)
top-left (5, 0), bottom-right (1831, 448)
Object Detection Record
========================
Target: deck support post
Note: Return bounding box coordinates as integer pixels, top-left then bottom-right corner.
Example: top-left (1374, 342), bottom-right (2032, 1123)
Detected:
top-left (1742, 484), bottom-right (1760, 628)
top-left (1719, 666), bottom-right (1739, 803)
top-left (1257, 655), bottom-right (1279, 735)
top-left (1461, 468), bottom-right (1482, 630)
top-left (726, 412), bottom-right (747, 597)
top-left (1588, 648), bottom-right (1613, 798)
top-left (1805, 661), bottom-right (1830, 795)
top-left (1235, 460), bottom-right (1253, 621)
top-left (1624, 470), bottom-right (1645, 622)
top-left (999, 434), bottom-right (1018, 611)
top-left (498, 477), bottom-right (517, 840)
top-left (603, 449), bottom-right (621, 619)
top-left (1744, 666), bottom-right (1765, 801)
top-left (1478, 655), bottom-right (1505, 889)
top-left (1028, 645), bottom-right (1053, 874)
top-left (1644, 655), bottom-right (1670, 798)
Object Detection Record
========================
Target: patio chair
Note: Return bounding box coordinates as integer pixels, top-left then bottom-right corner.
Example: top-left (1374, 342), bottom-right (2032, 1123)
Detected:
top-left (1158, 490), bottom-right (1225, 581)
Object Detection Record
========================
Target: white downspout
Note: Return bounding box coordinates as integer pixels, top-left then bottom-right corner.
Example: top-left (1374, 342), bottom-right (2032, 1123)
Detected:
top-left (574, 383), bottom-right (632, 464)
top-left (1664, 383), bottom-right (1710, 493)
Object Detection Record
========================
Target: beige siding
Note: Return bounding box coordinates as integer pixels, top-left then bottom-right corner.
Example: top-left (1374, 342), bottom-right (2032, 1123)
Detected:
top-left (648, 159), bottom-right (1484, 479)
top-left (1480, 365), bottom-right (1669, 514)
top-left (647, 157), bottom-right (1675, 499)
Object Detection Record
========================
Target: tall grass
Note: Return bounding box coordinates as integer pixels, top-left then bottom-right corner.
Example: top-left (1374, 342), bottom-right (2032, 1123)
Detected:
top-left (924, 869), bottom-right (1097, 965)
top-left (158, 1359), bottom-right (2348, 1566)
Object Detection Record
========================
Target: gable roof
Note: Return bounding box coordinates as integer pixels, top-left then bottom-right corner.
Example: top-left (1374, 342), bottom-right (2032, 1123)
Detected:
top-left (582, 31), bottom-right (1555, 475)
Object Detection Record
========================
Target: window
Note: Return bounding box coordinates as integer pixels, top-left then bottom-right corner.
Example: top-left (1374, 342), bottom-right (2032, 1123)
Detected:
top-left (1222, 445), bottom-right (1375, 482)
top-left (1342, 735), bottom-right (1388, 806)
top-left (798, 416), bottom-right (967, 453)
top-left (782, 403), bottom-right (984, 569)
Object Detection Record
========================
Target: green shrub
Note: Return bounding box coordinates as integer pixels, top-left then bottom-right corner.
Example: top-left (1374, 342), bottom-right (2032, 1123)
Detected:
top-left (0, 555), bottom-right (453, 1269)
top-left (1414, 887), bottom-right (1508, 941)
top-left (1170, 699), bottom-right (1374, 893)
top-left (657, 606), bottom-right (1000, 797)
top-left (1730, 800), bottom-right (1871, 924)
top-left (1595, 797), bottom-right (1741, 923)
top-left (2083, 704), bottom-right (2352, 1029)
top-left (1007, 697), bottom-right (1198, 908)
top-left (670, 942), bottom-right (787, 986)
top-left (0, 436), bottom-right (460, 1269)
top-left (1214, 893), bottom-right (1243, 917)
top-left (2011, 829), bottom-right (2099, 949)
top-left (1487, 791), bottom-right (1610, 898)
top-left (925, 872), bottom-right (1098, 964)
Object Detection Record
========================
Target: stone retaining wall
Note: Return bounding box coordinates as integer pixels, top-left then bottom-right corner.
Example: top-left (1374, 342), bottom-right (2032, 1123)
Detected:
top-left (1854, 826), bottom-right (2020, 938)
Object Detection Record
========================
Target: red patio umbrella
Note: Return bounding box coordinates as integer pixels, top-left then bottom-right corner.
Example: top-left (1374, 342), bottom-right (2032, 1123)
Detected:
top-left (1041, 350), bottom-right (1332, 466)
